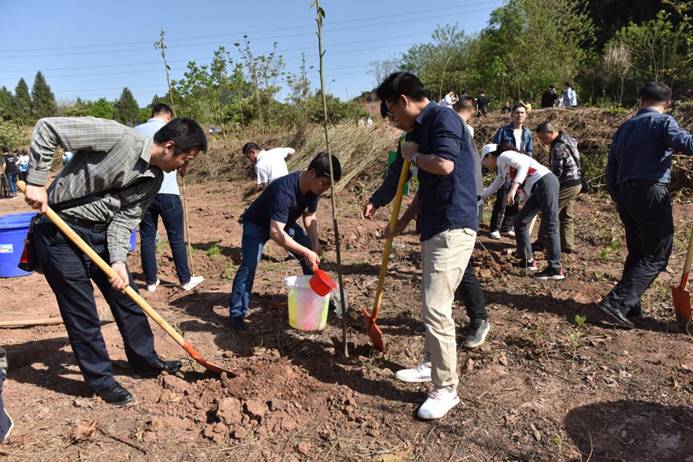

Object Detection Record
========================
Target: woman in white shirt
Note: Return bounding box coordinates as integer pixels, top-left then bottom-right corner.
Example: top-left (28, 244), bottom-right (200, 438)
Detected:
top-left (480, 143), bottom-right (565, 280)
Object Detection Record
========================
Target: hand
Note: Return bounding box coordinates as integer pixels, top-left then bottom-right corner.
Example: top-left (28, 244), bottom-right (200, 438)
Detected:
top-left (304, 250), bottom-right (321, 270)
top-left (506, 184), bottom-right (519, 206)
top-left (400, 141), bottom-right (419, 162)
top-left (362, 202), bottom-right (378, 219)
top-left (24, 184), bottom-right (48, 213)
top-left (109, 262), bottom-right (130, 292)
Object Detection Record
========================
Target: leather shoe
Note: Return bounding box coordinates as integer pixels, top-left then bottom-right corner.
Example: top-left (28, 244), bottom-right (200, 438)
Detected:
top-left (597, 299), bottom-right (634, 329)
top-left (98, 383), bottom-right (134, 406)
top-left (134, 359), bottom-right (182, 376)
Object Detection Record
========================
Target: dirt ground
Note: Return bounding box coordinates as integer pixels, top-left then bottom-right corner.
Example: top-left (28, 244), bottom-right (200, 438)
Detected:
top-left (0, 180), bottom-right (691, 462)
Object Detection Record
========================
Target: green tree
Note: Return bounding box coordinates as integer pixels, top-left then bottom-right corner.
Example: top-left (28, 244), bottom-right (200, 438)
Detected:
top-left (14, 78), bottom-right (31, 124)
top-left (87, 98), bottom-right (115, 119)
top-left (31, 71), bottom-right (57, 118)
top-left (0, 87), bottom-right (14, 121)
top-left (0, 121), bottom-right (27, 148)
top-left (113, 87), bottom-right (140, 126)
top-left (60, 97), bottom-right (90, 117)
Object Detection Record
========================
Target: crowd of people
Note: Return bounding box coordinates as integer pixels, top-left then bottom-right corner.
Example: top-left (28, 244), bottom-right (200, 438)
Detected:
top-left (0, 147), bottom-right (29, 198)
top-left (0, 73), bottom-right (691, 443)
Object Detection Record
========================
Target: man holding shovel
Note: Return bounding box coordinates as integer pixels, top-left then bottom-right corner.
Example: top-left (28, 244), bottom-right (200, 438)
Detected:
top-left (23, 116), bottom-right (207, 406)
top-left (374, 72), bottom-right (479, 420)
top-left (599, 82), bottom-right (693, 329)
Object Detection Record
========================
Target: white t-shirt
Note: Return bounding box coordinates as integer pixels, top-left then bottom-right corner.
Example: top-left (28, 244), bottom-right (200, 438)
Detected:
top-left (512, 128), bottom-right (523, 150)
top-left (255, 147), bottom-right (293, 185)
top-left (481, 150), bottom-right (551, 201)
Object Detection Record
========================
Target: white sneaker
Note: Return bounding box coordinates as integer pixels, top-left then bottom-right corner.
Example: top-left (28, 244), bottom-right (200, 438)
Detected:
top-left (182, 275), bottom-right (204, 291)
top-left (417, 387), bottom-right (460, 420)
top-left (146, 279), bottom-right (160, 292)
top-left (395, 362), bottom-right (432, 383)
top-left (504, 230), bottom-right (516, 238)
top-left (488, 230), bottom-right (501, 240)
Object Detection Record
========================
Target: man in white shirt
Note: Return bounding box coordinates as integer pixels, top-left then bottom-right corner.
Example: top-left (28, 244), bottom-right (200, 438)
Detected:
top-left (480, 143), bottom-right (564, 280)
top-left (135, 104), bottom-right (204, 292)
top-left (242, 142), bottom-right (295, 191)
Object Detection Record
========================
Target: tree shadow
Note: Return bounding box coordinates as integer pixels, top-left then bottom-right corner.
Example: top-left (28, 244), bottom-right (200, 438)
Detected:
top-left (564, 400), bottom-right (693, 462)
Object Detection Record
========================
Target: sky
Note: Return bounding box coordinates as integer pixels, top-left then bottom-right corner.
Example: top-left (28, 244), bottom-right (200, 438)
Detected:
top-left (0, 0), bottom-right (502, 106)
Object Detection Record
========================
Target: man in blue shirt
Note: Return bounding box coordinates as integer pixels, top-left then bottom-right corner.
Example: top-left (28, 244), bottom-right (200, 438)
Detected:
top-left (376, 72), bottom-right (478, 420)
top-left (229, 152), bottom-right (341, 333)
top-left (599, 82), bottom-right (693, 329)
top-left (488, 104), bottom-right (533, 239)
top-left (135, 104), bottom-right (204, 293)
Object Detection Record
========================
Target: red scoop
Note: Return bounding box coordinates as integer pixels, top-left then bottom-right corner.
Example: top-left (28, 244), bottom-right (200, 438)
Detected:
top-left (310, 268), bottom-right (337, 296)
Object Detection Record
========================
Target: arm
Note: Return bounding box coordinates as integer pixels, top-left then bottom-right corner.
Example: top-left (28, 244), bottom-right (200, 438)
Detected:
top-left (283, 147), bottom-right (296, 159)
top-left (664, 117), bottom-right (693, 155)
top-left (606, 129), bottom-right (621, 200)
top-left (550, 144), bottom-right (565, 179)
top-left (492, 128), bottom-right (503, 145)
top-left (302, 212), bottom-right (321, 255)
top-left (387, 193), bottom-right (421, 237)
top-left (401, 110), bottom-right (461, 176)
top-left (270, 219), bottom-right (319, 268)
top-left (256, 165), bottom-right (268, 191)
top-left (364, 136), bottom-right (411, 217)
top-left (525, 129), bottom-right (534, 157)
top-left (480, 173), bottom-right (505, 200)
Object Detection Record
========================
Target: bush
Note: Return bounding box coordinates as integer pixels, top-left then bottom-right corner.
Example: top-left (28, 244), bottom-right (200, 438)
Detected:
top-left (0, 121), bottom-right (27, 148)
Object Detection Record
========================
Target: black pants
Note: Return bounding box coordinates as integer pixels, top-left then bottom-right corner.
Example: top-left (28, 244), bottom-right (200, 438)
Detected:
top-left (604, 183), bottom-right (673, 313)
top-left (489, 182), bottom-right (520, 232)
top-left (456, 264), bottom-right (486, 321)
top-left (34, 217), bottom-right (160, 392)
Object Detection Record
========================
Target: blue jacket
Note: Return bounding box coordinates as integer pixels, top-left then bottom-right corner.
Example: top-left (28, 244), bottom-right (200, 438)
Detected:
top-left (492, 124), bottom-right (533, 157)
top-left (606, 108), bottom-right (693, 195)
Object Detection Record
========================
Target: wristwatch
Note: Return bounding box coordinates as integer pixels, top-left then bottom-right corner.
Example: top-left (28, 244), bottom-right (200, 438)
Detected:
top-left (410, 153), bottom-right (419, 167)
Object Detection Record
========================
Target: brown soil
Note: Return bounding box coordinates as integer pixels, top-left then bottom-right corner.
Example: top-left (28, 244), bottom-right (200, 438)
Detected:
top-left (0, 181), bottom-right (691, 462)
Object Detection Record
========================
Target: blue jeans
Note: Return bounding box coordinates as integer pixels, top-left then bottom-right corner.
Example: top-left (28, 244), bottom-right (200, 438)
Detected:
top-left (229, 221), bottom-right (313, 319)
top-left (140, 194), bottom-right (191, 285)
top-left (5, 173), bottom-right (17, 195)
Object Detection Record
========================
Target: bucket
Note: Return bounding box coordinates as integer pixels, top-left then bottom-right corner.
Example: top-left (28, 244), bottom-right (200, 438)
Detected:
top-left (0, 212), bottom-right (38, 278)
top-left (285, 275), bottom-right (330, 331)
top-left (310, 268), bottom-right (337, 296)
top-left (128, 228), bottom-right (137, 252)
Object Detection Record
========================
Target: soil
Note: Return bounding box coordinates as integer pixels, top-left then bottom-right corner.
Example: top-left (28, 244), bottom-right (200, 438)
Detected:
top-left (0, 180), bottom-right (691, 462)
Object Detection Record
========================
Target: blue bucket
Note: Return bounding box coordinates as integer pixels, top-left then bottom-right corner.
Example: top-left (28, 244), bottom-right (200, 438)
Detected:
top-left (0, 212), bottom-right (38, 278)
top-left (129, 228), bottom-right (137, 252)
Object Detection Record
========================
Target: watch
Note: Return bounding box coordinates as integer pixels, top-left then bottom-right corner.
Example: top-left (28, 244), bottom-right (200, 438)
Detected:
top-left (410, 153), bottom-right (419, 167)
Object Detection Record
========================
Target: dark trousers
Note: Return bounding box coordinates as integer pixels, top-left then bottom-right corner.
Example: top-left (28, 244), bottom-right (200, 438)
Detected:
top-left (229, 221), bottom-right (313, 319)
top-left (489, 182), bottom-right (519, 232)
top-left (140, 193), bottom-right (191, 285)
top-left (456, 264), bottom-right (486, 321)
top-left (5, 173), bottom-right (17, 195)
top-left (34, 218), bottom-right (160, 392)
top-left (605, 183), bottom-right (673, 312)
top-left (0, 369), bottom-right (9, 440)
top-left (515, 175), bottom-right (562, 270)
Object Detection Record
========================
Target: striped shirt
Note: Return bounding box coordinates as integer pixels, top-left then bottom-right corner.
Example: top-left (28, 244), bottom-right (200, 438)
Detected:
top-left (27, 117), bottom-right (163, 264)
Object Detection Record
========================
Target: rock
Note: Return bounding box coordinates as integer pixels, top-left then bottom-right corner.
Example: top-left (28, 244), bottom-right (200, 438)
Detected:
top-left (231, 427), bottom-right (249, 441)
top-left (281, 417), bottom-right (298, 431)
top-left (465, 358), bottom-right (475, 372)
top-left (498, 352), bottom-right (509, 366)
top-left (145, 417), bottom-right (160, 432)
top-left (220, 372), bottom-right (232, 388)
top-left (269, 399), bottom-right (288, 412)
top-left (213, 422), bottom-right (228, 434)
top-left (162, 375), bottom-right (190, 393)
top-left (480, 342), bottom-right (492, 353)
top-left (222, 351), bottom-right (234, 359)
top-left (296, 441), bottom-right (312, 456)
top-left (217, 398), bottom-right (243, 426)
top-left (245, 399), bottom-right (268, 419)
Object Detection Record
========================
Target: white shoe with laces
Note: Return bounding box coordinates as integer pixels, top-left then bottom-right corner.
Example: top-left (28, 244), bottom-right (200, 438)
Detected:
top-left (417, 387), bottom-right (460, 420)
top-left (182, 275), bottom-right (204, 291)
top-left (395, 362), bottom-right (432, 383)
top-left (504, 229), bottom-right (516, 238)
top-left (488, 230), bottom-right (501, 240)
top-left (146, 279), bottom-right (160, 292)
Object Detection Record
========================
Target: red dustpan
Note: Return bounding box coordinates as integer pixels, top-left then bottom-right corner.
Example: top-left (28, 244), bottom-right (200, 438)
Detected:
top-left (672, 229), bottom-right (693, 336)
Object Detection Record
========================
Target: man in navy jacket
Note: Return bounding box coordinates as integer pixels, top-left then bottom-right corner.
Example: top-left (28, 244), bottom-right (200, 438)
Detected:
top-left (599, 82), bottom-right (693, 329)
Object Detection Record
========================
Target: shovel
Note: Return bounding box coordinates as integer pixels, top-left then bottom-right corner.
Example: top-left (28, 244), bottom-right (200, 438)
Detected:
top-left (672, 229), bottom-right (693, 336)
top-left (362, 157), bottom-right (411, 351)
top-left (17, 181), bottom-right (231, 375)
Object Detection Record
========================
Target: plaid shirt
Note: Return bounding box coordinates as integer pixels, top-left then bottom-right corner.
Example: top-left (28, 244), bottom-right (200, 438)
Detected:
top-left (27, 117), bottom-right (163, 264)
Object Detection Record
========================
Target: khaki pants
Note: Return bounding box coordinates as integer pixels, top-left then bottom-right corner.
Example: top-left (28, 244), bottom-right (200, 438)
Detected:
top-left (422, 228), bottom-right (477, 390)
top-left (538, 184), bottom-right (581, 252)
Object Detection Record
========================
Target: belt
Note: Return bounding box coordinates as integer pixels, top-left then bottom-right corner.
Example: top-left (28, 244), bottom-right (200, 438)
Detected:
top-left (619, 180), bottom-right (667, 189)
top-left (59, 214), bottom-right (108, 232)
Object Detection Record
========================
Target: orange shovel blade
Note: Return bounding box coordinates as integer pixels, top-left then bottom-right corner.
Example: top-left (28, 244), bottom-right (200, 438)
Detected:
top-left (182, 341), bottom-right (233, 375)
top-left (361, 308), bottom-right (385, 352)
top-left (672, 284), bottom-right (692, 336)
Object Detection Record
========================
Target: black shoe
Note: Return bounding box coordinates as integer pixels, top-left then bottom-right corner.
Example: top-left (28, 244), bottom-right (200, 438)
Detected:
top-left (533, 267), bottom-right (566, 280)
top-left (597, 299), bottom-right (634, 329)
top-left (134, 358), bottom-right (182, 376)
top-left (97, 383), bottom-right (134, 407)
top-left (230, 317), bottom-right (247, 334)
top-left (627, 303), bottom-right (643, 320)
top-left (514, 259), bottom-right (538, 272)
top-left (414, 323), bottom-right (426, 334)
top-left (562, 248), bottom-right (576, 255)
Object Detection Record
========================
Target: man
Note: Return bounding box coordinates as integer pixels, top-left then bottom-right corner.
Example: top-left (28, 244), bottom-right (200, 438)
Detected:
top-left (488, 104), bottom-right (533, 239)
top-left (0, 348), bottom-right (12, 444)
top-left (3, 147), bottom-right (18, 198)
top-left (375, 72), bottom-right (478, 420)
top-left (229, 152), bottom-right (340, 333)
top-left (562, 82), bottom-right (577, 108)
top-left (242, 142), bottom-right (295, 191)
top-left (480, 143), bottom-right (564, 280)
top-left (476, 90), bottom-right (489, 117)
top-left (363, 98), bottom-right (490, 350)
top-left (24, 116), bottom-right (207, 405)
top-left (535, 122), bottom-right (582, 254)
top-left (541, 85), bottom-right (558, 108)
top-left (599, 82), bottom-right (693, 329)
top-left (0, 153), bottom-right (7, 198)
top-left (135, 104), bottom-right (204, 292)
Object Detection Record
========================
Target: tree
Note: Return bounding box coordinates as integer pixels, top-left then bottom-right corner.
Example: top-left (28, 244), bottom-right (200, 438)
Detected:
top-left (114, 87), bottom-right (140, 126)
top-left (87, 98), bottom-right (115, 119)
top-left (31, 71), bottom-right (57, 119)
top-left (601, 40), bottom-right (631, 104)
top-left (369, 56), bottom-right (401, 87)
top-left (14, 78), bottom-right (31, 124)
top-left (0, 87), bottom-right (14, 121)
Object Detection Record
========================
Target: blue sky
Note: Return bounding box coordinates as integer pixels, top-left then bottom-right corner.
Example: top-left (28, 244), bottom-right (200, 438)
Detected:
top-left (0, 0), bottom-right (502, 106)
